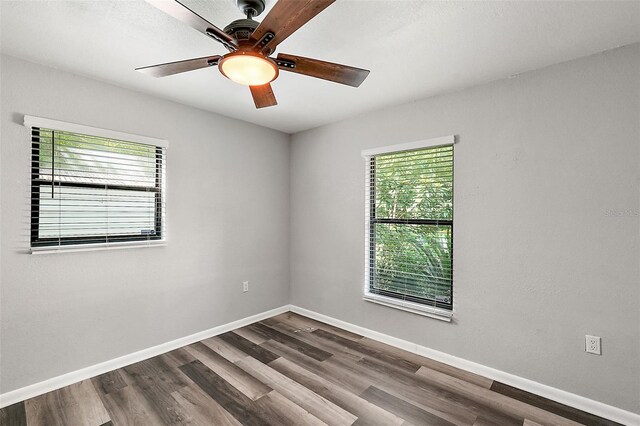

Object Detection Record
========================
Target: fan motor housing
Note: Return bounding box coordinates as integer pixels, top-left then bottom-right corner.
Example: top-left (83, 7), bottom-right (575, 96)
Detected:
top-left (224, 18), bottom-right (259, 42)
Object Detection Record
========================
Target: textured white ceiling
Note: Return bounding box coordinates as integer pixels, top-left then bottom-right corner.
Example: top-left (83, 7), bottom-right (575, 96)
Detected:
top-left (1, 0), bottom-right (639, 133)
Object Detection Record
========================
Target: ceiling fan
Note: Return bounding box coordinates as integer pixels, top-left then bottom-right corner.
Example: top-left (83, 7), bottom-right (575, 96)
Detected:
top-left (136, 0), bottom-right (370, 108)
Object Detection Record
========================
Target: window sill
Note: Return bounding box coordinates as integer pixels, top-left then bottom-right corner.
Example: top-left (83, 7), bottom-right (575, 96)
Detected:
top-left (363, 293), bottom-right (453, 322)
top-left (30, 240), bottom-right (166, 255)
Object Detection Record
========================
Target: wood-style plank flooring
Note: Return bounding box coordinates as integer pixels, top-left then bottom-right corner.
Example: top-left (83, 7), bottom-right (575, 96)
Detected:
top-left (0, 312), bottom-right (622, 426)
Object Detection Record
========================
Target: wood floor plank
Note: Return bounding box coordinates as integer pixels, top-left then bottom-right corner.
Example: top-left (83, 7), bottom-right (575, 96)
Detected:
top-left (185, 341), bottom-right (272, 400)
top-left (234, 326), bottom-right (270, 345)
top-left (261, 339), bottom-right (371, 395)
top-left (262, 318), bottom-right (365, 364)
top-left (269, 356), bottom-right (405, 426)
top-left (179, 359), bottom-right (271, 426)
top-left (360, 337), bottom-right (494, 389)
top-left (218, 331), bottom-right (280, 364)
top-left (415, 366), bottom-right (582, 426)
top-left (171, 384), bottom-right (243, 426)
top-left (201, 336), bottom-right (250, 362)
top-left (162, 347), bottom-right (197, 369)
top-left (91, 370), bottom-right (128, 395)
top-left (0, 401), bottom-right (27, 426)
top-left (99, 384), bottom-right (167, 426)
top-left (352, 357), bottom-right (480, 425)
top-left (361, 385), bottom-right (457, 426)
top-left (469, 411), bottom-right (522, 426)
top-left (253, 391), bottom-right (328, 426)
top-left (275, 312), bottom-right (365, 342)
top-left (236, 355), bottom-right (357, 426)
top-left (25, 379), bottom-right (111, 426)
top-left (124, 356), bottom-right (188, 394)
top-left (123, 357), bottom-right (192, 424)
top-left (260, 315), bottom-right (284, 326)
top-left (472, 416), bottom-right (500, 426)
top-left (247, 322), bottom-right (333, 361)
top-left (312, 328), bottom-right (422, 373)
top-left (490, 381), bottom-right (623, 426)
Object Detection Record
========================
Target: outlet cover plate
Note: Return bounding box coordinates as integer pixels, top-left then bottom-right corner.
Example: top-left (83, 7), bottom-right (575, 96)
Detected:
top-left (585, 335), bottom-right (601, 355)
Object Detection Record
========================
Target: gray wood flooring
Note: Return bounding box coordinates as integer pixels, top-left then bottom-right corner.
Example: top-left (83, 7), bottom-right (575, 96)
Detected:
top-left (0, 312), bottom-right (621, 426)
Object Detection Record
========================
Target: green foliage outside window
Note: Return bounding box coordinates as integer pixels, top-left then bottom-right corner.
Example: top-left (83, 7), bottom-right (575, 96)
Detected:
top-left (371, 145), bottom-right (453, 306)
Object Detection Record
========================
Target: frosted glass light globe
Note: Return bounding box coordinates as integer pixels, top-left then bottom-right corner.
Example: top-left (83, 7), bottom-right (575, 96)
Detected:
top-left (219, 52), bottom-right (278, 86)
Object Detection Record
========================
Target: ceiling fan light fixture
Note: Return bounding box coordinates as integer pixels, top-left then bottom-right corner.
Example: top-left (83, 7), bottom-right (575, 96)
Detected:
top-left (219, 51), bottom-right (279, 86)
top-left (139, 0), bottom-right (370, 108)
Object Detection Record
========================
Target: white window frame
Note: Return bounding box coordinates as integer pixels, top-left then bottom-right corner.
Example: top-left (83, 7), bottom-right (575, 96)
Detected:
top-left (24, 115), bottom-right (168, 254)
top-left (362, 135), bottom-right (455, 322)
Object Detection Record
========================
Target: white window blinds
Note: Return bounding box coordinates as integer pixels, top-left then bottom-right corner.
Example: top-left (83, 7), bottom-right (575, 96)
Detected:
top-left (364, 141), bottom-right (454, 315)
top-left (28, 118), bottom-right (166, 250)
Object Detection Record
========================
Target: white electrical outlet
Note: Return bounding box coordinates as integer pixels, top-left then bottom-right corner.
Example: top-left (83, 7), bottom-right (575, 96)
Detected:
top-left (243, 281), bottom-right (249, 292)
top-left (585, 335), bottom-right (601, 355)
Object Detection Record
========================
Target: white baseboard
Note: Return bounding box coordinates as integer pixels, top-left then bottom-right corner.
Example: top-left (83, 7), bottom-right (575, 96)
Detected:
top-left (290, 305), bottom-right (640, 426)
top-left (0, 305), bottom-right (291, 409)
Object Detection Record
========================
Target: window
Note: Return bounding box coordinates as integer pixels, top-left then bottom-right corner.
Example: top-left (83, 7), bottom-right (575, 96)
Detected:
top-left (27, 117), bottom-right (166, 251)
top-left (364, 137), bottom-right (454, 319)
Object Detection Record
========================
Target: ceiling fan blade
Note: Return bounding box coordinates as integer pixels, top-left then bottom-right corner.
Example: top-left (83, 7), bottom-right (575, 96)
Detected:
top-left (276, 53), bottom-right (369, 87)
top-left (145, 0), bottom-right (237, 50)
top-left (250, 83), bottom-right (277, 108)
top-left (251, 0), bottom-right (335, 49)
top-left (136, 55), bottom-right (221, 77)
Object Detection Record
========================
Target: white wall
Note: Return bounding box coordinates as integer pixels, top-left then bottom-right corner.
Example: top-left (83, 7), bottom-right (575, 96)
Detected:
top-left (0, 55), bottom-right (290, 394)
top-left (290, 44), bottom-right (640, 413)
